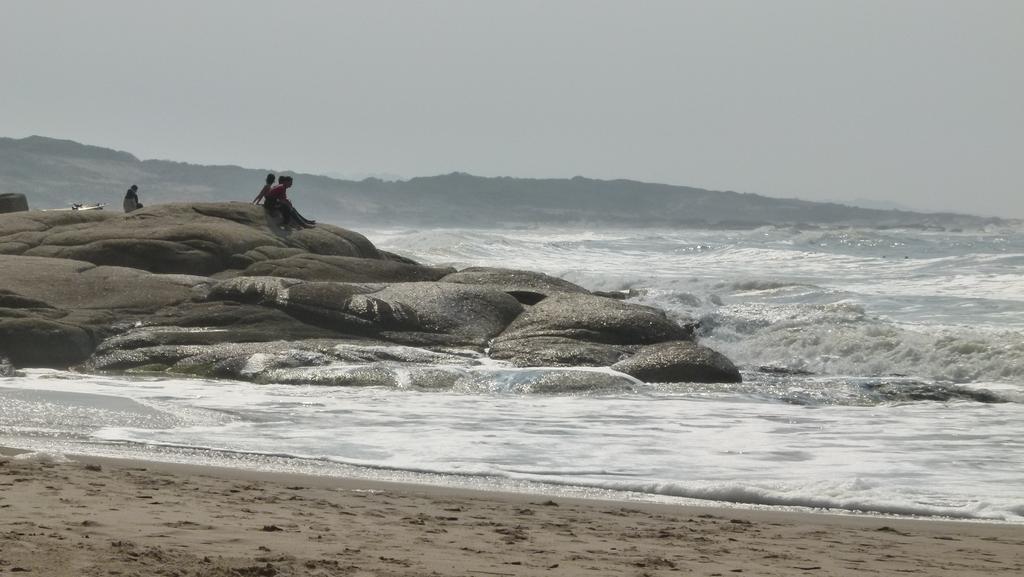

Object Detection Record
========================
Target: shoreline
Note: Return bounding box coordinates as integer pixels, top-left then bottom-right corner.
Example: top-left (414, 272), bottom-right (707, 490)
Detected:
top-left (3, 446), bottom-right (1022, 576)
top-left (3, 437), bottom-right (1016, 526)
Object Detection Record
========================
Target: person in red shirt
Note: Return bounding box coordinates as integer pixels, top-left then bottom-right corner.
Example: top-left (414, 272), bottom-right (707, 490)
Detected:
top-left (264, 175), bottom-right (294, 226)
top-left (263, 175), bottom-right (315, 228)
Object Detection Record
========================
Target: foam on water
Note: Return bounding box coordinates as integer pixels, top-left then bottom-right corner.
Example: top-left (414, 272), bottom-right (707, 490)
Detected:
top-left (387, 227), bottom-right (1021, 383)
top-left (2, 367), bottom-right (1023, 522)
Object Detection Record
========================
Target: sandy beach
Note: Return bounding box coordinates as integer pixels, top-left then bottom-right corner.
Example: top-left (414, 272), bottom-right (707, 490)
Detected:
top-left (0, 447), bottom-right (1020, 576)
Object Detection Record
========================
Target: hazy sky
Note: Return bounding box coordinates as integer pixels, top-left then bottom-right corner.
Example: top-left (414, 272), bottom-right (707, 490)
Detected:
top-left (2, 1), bottom-right (1021, 217)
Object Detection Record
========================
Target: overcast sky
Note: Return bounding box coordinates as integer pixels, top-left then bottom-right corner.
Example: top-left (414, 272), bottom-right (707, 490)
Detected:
top-left (2, 1), bottom-right (1021, 217)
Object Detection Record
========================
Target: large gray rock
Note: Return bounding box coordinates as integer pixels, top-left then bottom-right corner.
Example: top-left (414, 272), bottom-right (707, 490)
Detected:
top-left (494, 293), bottom-right (693, 346)
top-left (0, 254), bottom-right (205, 367)
top-left (0, 292), bottom-right (120, 368)
top-left (611, 341), bottom-right (742, 383)
top-left (0, 255), bottom-right (204, 312)
top-left (0, 193), bottom-right (29, 214)
top-left (488, 336), bottom-right (633, 367)
top-left (0, 210), bottom-right (108, 255)
top-left (0, 203), bottom-right (386, 275)
top-left (282, 283), bottom-right (419, 336)
top-left (489, 293), bottom-right (696, 368)
top-left (372, 282), bottom-right (524, 346)
top-left (204, 277), bottom-right (522, 347)
top-left (0, 313), bottom-right (97, 368)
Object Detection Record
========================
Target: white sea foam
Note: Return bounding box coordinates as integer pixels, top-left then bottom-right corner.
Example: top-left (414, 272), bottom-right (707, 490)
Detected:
top-left (4, 364), bottom-right (1023, 522)
top-left (12, 450), bottom-right (72, 463)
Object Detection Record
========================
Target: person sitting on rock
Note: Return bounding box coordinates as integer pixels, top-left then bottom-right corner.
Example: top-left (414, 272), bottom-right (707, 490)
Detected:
top-left (264, 175), bottom-right (296, 227)
top-left (285, 180), bottom-right (316, 228)
top-left (123, 185), bottom-right (143, 213)
top-left (264, 175), bottom-right (315, 229)
top-left (252, 173), bottom-right (275, 205)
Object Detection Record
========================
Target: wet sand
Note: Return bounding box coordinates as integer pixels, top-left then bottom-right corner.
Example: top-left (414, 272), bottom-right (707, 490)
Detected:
top-left (1, 447), bottom-right (1022, 576)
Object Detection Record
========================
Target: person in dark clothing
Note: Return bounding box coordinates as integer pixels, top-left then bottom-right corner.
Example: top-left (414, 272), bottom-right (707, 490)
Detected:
top-left (252, 173), bottom-right (275, 205)
top-left (291, 208), bottom-right (316, 228)
top-left (264, 176), bottom-right (295, 227)
top-left (123, 185), bottom-right (142, 213)
top-left (282, 175), bottom-right (316, 227)
top-left (264, 176), bottom-right (315, 229)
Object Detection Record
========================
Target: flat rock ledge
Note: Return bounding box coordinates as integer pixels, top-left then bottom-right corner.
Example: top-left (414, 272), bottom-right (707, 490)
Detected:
top-left (0, 203), bottom-right (741, 385)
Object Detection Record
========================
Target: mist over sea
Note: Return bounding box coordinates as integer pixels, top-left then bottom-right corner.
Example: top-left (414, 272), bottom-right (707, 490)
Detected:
top-left (2, 225), bottom-right (1023, 522)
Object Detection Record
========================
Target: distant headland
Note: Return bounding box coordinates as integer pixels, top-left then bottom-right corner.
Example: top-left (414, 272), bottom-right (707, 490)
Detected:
top-left (0, 135), bottom-right (1011, 230)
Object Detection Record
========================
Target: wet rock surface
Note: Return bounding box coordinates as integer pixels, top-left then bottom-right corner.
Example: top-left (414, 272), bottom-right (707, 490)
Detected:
top-left (0, 203), bottom-right (741, 383)
top-left (440, 266), bottom-right (589, 304)
top-left (236, 253), bottom-right (455, 283)
top-left (488, 336), bottom-right (634, 367)
top-left (611, 340), bottom-right (742, 384)
top-left (0, 254), bottom-right (203, 367)
top-left (493, 292), bottom-right (695, 347)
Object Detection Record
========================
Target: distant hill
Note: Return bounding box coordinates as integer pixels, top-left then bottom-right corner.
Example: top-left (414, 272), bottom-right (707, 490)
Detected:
top-left (0, 135), bottom-right (1009, 229)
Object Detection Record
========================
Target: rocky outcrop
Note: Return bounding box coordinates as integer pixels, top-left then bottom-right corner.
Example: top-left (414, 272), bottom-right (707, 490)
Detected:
top-left (489, 293), bottom-right (696, 360)
top-left (202, 276), bottom-right (523, 347)
top-left (0, 193), bottom-right (29, 214)
top-left (0, 312), bottom-right (98, 368)
top-left (489, 293), bottom-right (696, 367)
top-left (0, 255), bottom-right (204, 311)
top-left (611, 341), bottom-right (742, 383)
top-left (0, 203), bottom-right (741, 383)
top-left (0, 203), bottom-right (385, 275)
top-left (0, 254), bottom-right (204, 367)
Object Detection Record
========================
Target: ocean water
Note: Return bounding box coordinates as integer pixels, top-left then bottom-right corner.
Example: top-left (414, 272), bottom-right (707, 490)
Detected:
top-left (2, 225), bottom-right (1023, 522)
